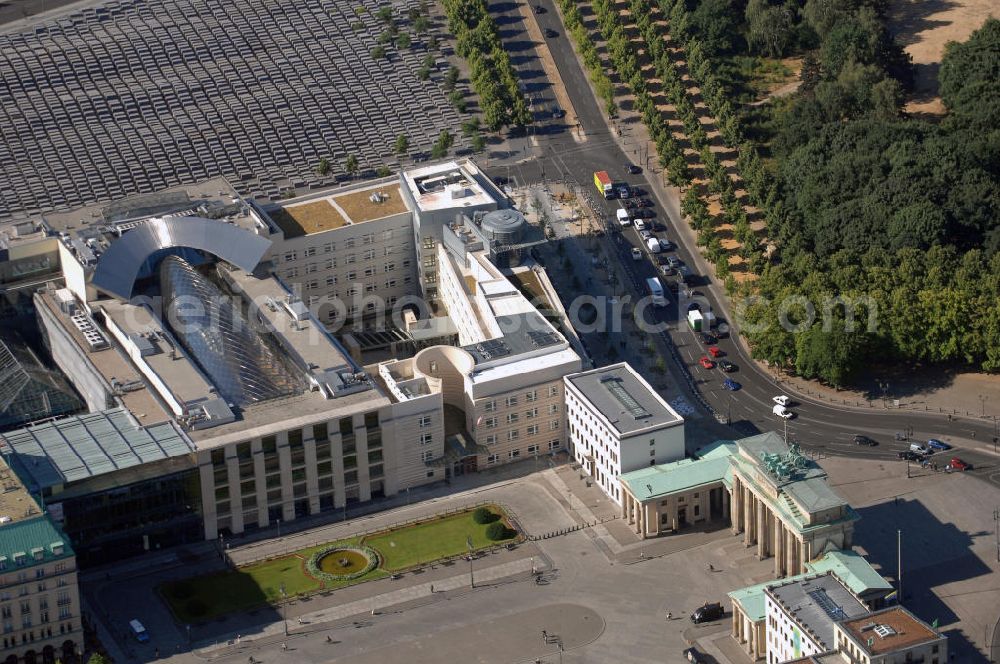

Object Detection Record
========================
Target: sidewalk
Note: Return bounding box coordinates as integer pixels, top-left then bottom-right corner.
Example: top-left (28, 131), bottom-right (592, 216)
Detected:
top-left (194, 557), bottom-right (542, 658)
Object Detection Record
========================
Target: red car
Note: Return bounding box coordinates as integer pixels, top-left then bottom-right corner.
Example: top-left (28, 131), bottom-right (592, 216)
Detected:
top-left (948, 457), bottom-right (972, 471)
top-left (699, 356), bottom-right (715, 369)
top-left (708, 346), bottom-right (724, 358)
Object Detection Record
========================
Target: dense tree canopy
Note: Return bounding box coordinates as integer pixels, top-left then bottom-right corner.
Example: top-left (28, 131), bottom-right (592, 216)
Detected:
top-left (939, 18), bottom-right (1000, 132)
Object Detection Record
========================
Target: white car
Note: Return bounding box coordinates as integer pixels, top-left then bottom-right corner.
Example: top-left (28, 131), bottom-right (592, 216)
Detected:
top-left (772, 404), bottom-right (794, 419)
top-left (772, 395), bottom-right (790, 407)
top-left (631, 247), bottom-right (643, 260)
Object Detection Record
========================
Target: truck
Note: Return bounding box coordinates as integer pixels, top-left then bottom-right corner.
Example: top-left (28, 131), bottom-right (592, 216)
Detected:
top-left (646, 277), bottom-right (667, 306)
top-left (594, 171), bottom-right (614, 199)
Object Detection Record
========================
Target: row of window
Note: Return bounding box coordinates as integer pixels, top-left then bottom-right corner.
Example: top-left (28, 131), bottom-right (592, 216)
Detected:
top-left (483, 387), bottom-right (559, 412)
top-left (486, 440), bottom-right (561, 464)
top-left (282, 230), bottom-right (403, 262)
top-left (287, 259), bottom-right (412, 281)
top-left (1, 621), bottom-right (73, 646)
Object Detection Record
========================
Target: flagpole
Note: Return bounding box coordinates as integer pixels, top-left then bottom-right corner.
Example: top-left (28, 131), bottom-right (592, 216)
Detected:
top-left (467, 535), bottom-right (475, 588)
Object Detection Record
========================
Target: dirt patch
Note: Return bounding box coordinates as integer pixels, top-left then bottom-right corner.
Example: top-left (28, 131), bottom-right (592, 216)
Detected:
top-left (333, 185), bottom-right (408, 223)
top-left (886, 0), bottom-right (996, 116)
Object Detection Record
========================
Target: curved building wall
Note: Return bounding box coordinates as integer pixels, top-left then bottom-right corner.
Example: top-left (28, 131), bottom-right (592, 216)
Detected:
top-left (413, 345), bottom-right (473, 410)
top-left (159, 256), bottom-right (304, 406)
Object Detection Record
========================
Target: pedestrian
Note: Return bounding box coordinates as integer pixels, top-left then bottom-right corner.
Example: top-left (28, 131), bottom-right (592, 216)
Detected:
top-left (327, 635), bottom-right (333, 643)
top-left (666, 611), bottom-right (672, 620)
top-left (281, 642), bottom-right (286, 651)
top-left (708, 563), bottom-right (715, 572)
top-left (542, 630), bottom-right (548, 641)
top-left (430, 584), bottom-right (434, 593)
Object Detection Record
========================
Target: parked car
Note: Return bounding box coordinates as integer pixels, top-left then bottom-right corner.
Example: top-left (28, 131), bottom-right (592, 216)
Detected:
top-left (853, 435), bottom-right (877, 447)
top-left (699, 356), bottom-right (715, 369)
top-left (909, 442), bottom-right (931, 455)
top-left (897, 450), bottom-right (923, 461)
top-left (948, 457), bottom-right (972, 471)
top-left (534, 4), bottom-right (546, 13)
top-left (658, 239), bottom-right (675, 251)
top-left (700, 333), bottom-right (717, 345)
top-left (639, 229), bottom-right (653, 240)
top-left (683, 647), bottom-right (706, 663)
top-left (773, 395), bottom-right (791, 407)
top-left (723, 378), bottom-right (741, 391)
top-left (544, 28), bottom-right (559, 38)
top-left (660, 265), bottom-right (675, 276)
top-left (630, 247), bottom-right (643, 260)
top-left (667, 256), bottom-right (683, 268)
top-left (638, 198), bottom-right (654, 208)
top-left (719, 359), bottom-right (736, 372)
top-left (927, 438), bottom-right (952, 451)
top-left (716, 322), bottom-right (730, 338)
top-left (708, 346), bottom-right (724, 358)
top-left (625, 162), bottom-right (642, 174)
top-left (773, 404), bottom-right (794, 419)
top-left (691, 602), bottom-right (725, 624)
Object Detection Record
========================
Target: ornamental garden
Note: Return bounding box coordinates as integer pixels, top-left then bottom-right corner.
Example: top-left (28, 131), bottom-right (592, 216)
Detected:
top-left (160, 505), bottom-right (518, 623)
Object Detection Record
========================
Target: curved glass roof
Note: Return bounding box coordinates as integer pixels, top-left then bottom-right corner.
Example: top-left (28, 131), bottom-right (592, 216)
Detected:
top-left (158, 256), bottom-right (304, 406)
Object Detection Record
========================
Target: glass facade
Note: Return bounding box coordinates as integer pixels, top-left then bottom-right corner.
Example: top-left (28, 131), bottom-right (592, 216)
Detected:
top-left (0, 337), bottom-right (82, 432)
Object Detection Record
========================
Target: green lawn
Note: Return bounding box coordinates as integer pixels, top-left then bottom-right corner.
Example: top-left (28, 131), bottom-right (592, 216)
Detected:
top-left (364, 507), bottom-right (515, 571)
top-left (159, 507), bottom-right (515, 623)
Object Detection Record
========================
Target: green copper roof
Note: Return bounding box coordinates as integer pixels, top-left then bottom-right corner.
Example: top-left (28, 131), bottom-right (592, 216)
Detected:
top-left (0, 515), bottom-right (74, 570)
top-left (805, 550), bottom-right (892, 596)
top-left (728, 551), bottom-right (890, 622)
top-left (621, 442), bottom-right (736, 499)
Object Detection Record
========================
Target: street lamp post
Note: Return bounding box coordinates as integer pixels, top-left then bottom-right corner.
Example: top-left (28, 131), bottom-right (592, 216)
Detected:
top-left (978, 394), bottom-right (988, 418)
top-left (878, 380), bottom-right (889, 408)
top-left (280, 583), bottom-right (288, 635)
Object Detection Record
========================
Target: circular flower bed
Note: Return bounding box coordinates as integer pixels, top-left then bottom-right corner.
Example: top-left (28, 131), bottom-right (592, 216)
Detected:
top-left (307, 545), bottom-right (379, 583)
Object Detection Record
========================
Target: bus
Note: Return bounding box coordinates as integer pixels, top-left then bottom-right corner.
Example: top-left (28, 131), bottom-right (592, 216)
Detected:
top-left (646, 277), bottom-right (667, 307)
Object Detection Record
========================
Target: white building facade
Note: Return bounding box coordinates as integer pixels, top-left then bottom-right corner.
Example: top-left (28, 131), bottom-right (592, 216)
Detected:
top-left (565, 363), bottom-right (685, 504)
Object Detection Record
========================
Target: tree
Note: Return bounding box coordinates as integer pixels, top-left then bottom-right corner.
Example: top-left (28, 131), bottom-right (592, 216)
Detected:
top-left (315, 157), bottom-right (330, 175)
top-left (376, 165), bottom-right (392, 177)
top-left (413, 15), bottom-right (430, 34)
top-left (345, 154), bottom-right (359, 177)
top-left (939, 18), bottom-right (1000, 131)
top-left (431, 129), bottom-right (453, 158)
top-left (376, 5), bottom-right (393, 23)
top-left (371, 46), bottom-right (386, 59)
top-left (395, 134), bottom-right (409, 155)
top-left (461, 116), bottom-right (481, 137)
top-left (417, 65), bottom-right (431, 81)
top-left (746, 0), bottom-right (794, 58)
top-left (444, 65), bottom-right (460, 91)
top-left (396, 32), bottom-right (412, 49)
top-left (485, 521), bottom-right (511, 540)
top-left (473, 507), bottom-right (494, 524)
top-left (87, 655), bottom-right (111, 664)
top-left (795, 324), bottom-right (866, 388)
top-left (471, 131), bottom-right (487, 153)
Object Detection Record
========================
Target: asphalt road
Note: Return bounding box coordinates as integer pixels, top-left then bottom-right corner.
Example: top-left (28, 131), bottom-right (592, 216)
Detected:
top-left (486, 0), bottom-right (1000, 487)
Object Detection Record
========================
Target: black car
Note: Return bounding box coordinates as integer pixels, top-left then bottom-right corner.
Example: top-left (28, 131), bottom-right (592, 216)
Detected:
top-left (691, 602), bottom-right (725, 624)
top-left (638, 198), bottom-right (654, 208)
top-left (683, 647), bottom-right (706, 663)
top-left (625, 162), bottom-right (642, 174)
top-left (533, 4), bottom-right (546, 13)
top-left (544, 28), bottom-right (559, 38)
top-left (853, 435), bottom-right (878, 446)
top-left (897, 450), bottom-right (923, 461)
top-left (700, 332), bottom-right (717, 345)
top-left (719, 359), bottom-right (736, 372)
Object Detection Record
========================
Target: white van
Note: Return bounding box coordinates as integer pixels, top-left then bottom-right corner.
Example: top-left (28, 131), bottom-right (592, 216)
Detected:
top-left (772, 404), bottom-right (793, 419)
top-left (646, 237), bottom-right (662, 253)
top-left (909, 442), bottom-right (930, 455)
top-left (129, 619), bottom-right (149, 643)
top-left (616, 208), bottom-right (630, 226)
top-left (634, 219), bottom-right (646, 231)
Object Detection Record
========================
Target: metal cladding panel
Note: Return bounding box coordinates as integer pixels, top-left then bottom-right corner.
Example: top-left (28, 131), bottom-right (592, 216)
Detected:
top-left (91, 216), bottom-right (271, 299)
top-left (158, 256), bottom-right (305, 407)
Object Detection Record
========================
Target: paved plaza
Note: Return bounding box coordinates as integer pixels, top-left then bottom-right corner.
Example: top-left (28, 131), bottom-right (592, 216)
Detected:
top-left (0, 0), bottom-right (468, 220)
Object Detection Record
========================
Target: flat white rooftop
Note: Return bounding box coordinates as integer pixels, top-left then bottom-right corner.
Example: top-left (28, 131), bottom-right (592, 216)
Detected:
top-left (566, 362), bottom-right (684, 435)
top-left (402, 160), bottom-right (497, 212)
